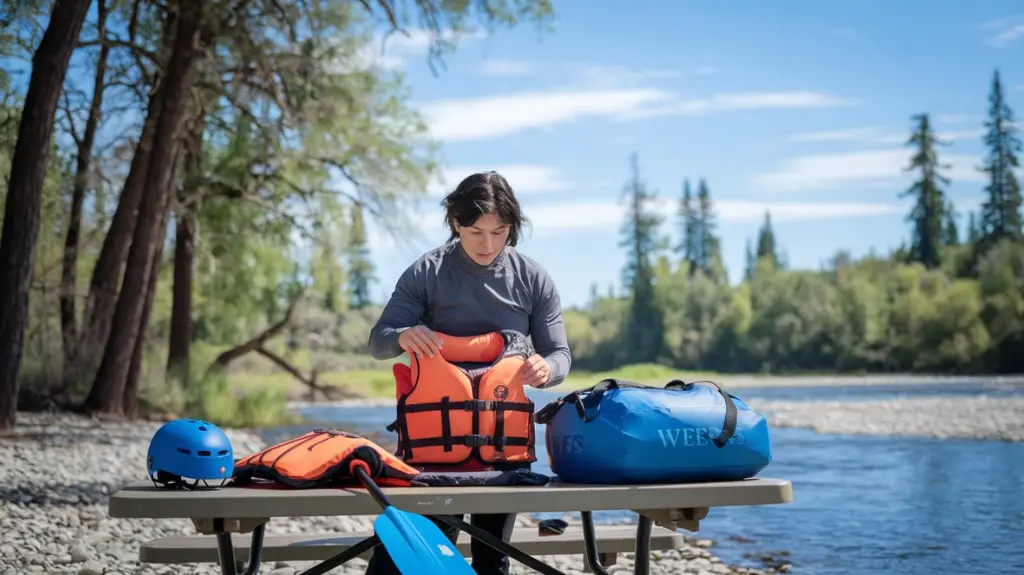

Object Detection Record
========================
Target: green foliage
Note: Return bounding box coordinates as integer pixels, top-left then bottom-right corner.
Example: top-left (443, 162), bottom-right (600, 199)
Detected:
top-left (618, 153), bottom-right (665, 364)
top-left (575, 87), bottom-right (1024, 375)
top-left (902, 113), bottom-right (950, 269)
top-left (979, 70), bottom-right (1023, 248)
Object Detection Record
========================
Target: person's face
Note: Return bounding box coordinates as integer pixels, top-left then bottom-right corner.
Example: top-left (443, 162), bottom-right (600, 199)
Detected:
top-left (457, 213), bottom-right (510, 266)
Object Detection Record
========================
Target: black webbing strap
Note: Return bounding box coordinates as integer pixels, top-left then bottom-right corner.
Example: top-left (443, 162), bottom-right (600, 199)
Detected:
top-left (405, 436), bottom-right (531, 449)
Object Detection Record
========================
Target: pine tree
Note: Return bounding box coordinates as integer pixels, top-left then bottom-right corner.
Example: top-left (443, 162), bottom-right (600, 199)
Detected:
top-left (696, 178), bottom-right (724, 281)
top-left (346, 202), bottom-right (375, 309)
top-left (676, 178), bottom-right (699, 276)
top-left (743, 237), bottom-right (755, 280)
top-left (618, 152), bottom-right (664, 364)
top-left (942, 201), bottom-right (959, 247)
top-left (755, 210), bottom-right (780, 268)
top-left (968, 211), bottom-right (981, 244)
top-left (901, 113), bottom-right (950, 269)
top-left (979, 69), bottom-right (1023, 248)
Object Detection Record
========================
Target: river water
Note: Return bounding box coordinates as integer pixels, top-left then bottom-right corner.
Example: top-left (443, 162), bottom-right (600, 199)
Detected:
top-left (258, 381), bottom-right (1024, 575)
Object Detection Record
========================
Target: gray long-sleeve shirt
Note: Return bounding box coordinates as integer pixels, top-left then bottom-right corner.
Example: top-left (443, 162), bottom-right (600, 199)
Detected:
top-left (368, 240), bottom-right (572, 387)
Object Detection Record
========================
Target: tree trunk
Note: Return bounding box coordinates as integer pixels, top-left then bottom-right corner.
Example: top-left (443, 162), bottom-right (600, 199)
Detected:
top-left (84, 0), bottom-right (204, 415)
top-left (76, 10), bottom-right (178, 383)
top-left (124, 201), bottom-right (172, 419)
top-left (61, 0), bottom-right (110, 391)
top-left (0, 0), bottom-right (91, 431)
top-left (167, 115), bottom-right (205, 387)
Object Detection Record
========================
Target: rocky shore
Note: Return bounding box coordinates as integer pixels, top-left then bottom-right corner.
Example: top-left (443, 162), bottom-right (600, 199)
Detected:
top-left (753, 395), bottom-right (1024, 442)
top-left (0, 412), bottom-right (778, 575)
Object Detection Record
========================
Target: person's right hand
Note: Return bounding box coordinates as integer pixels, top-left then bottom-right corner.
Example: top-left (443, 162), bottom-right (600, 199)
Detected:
top-left (398, 326), bottom-right (443, 358)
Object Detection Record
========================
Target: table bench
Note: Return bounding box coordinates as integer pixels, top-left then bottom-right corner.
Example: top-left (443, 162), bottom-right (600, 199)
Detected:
top-left (139, 524), bottom-right (685, 572)
top-left (108, 477), bottom-right (793, 575)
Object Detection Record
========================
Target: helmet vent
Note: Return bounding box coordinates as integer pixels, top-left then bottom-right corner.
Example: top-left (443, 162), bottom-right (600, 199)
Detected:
top-left (218, 450), bottom-right (229, 456)
top-left (177, 447), bottom-right (191, 455)
top-left (198, 426), bottom-right (208, 431)
top-left (197, 450), bottom-right (211, 456)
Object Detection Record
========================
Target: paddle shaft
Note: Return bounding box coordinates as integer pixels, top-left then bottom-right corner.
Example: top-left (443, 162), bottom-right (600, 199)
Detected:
top-left (352, 464), bottom-right (392, 509)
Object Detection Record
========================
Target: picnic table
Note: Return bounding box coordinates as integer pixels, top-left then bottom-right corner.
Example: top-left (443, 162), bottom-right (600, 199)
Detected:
top-left (108, 476), bottom-right (793, 575)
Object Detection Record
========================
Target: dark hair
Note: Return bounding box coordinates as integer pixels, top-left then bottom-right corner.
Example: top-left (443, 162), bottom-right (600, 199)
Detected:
top-left (441, 171), bottom-right (529, 246)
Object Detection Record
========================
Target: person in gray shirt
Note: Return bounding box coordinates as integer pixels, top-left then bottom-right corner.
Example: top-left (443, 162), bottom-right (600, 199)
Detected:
top-left (364, 170), bottom-right (572, 575)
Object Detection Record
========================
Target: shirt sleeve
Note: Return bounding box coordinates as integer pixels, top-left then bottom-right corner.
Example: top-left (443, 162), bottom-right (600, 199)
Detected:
top-left (529, 267), bottom-right (572, 387)
top-left (368, 261), bottom-right (428, 360)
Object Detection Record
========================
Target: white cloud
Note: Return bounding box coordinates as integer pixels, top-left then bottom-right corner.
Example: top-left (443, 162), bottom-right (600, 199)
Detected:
top-left (788, 127), bottom-right (904, 145)
top-left (980, 16), bottom-right (1024, 47)
top-left (616, 91), bottom-right (858, 121)
top-left (574, 65), bottom-right (686, 88)
top-left (521, 198), bottom-right (904, 234)
top-left (479, 60), bottom-right (535, 77)
top-left (420, 89), bottom-right (672, 142)
top-left (354, 28), bottom-right (486, 71)
top-left (751, 149), bottom-right (985, 193)
top-left (421, 89), bottom-right (857, 142)
top-left (427, 165), bottom-right (569, 196)
top-left (788, 126), bottom-right (983, 145)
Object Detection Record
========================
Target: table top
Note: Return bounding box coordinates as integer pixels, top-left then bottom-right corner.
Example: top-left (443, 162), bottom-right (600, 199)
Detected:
top-left (108, 477), bottom-right (793, 519)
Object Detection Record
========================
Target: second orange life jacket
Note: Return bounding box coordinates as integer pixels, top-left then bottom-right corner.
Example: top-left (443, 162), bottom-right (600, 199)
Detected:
top-left (387, 329), bottom-right (537, 467)
top-left (231, 429), bottom-right (422, 488)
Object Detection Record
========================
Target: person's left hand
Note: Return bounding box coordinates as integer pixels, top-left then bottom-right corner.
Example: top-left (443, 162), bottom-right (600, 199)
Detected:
top-left (518, 354), bottom-right (551, 388)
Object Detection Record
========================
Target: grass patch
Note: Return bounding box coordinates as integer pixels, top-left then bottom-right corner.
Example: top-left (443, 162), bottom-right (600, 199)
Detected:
top-left (226, 367), bottom-right (398, 400)
top-left (558, 363), bottom-right (721, 390)
top-left (222, 358), bottom-right (723, 401)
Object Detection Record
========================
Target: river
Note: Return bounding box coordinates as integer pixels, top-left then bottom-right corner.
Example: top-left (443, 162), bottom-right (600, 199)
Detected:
top-left (257, 380), bottom-right (1024, 575)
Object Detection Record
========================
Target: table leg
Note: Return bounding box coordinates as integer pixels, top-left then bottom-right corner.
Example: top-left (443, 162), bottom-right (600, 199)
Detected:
top-left (633, 515), bottom-right (653, 575)
top-left (215, 524), bottom-right (265, 575)
top-left (579, 511), bottom-right (612, 575)
top-left (434, 516), bottom-right (566, 575)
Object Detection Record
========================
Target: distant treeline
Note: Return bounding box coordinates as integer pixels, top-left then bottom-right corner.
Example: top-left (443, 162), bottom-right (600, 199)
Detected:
top-left (567, 70), bottom-right (1023, 375)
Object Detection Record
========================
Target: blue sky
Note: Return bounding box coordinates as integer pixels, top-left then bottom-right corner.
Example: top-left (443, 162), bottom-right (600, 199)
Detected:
top-left (359, 0), bottom-right (1024, 309)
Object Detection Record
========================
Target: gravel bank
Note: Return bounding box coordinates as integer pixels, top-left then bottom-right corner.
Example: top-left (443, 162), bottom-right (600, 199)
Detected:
top-left (753, 396), bottom-right (1024, 442)
top-left (0, 412), bottom-right (779, 575)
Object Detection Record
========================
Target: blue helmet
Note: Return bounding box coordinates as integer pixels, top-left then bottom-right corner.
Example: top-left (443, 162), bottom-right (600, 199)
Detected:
top-left (147, 419), bottom-right (235, 488)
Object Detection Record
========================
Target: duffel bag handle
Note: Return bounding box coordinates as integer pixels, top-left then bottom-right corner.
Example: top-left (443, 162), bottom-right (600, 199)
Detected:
top-left (570, 378), bottom-right (633, 422)
top-left (535, 378), bottom-right (634, 424)
top-left (665, 379), bottom-right (738, 448)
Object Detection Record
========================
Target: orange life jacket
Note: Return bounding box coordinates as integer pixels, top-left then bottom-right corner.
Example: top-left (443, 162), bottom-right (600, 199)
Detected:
top-left (231, 429), bottom-right (422, 488)
top-left (387, 329), bottom-right (537, 467)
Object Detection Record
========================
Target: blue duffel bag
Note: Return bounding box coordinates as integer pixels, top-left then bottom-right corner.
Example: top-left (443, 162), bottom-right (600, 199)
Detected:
top-left (534, 378), bottom-right (772, 484)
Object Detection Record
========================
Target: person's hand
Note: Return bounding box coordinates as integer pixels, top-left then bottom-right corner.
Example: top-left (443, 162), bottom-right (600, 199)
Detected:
top-left (398, 326), bottom-right (443, 358)
top-left (518, 354), bottom-right (551, 388)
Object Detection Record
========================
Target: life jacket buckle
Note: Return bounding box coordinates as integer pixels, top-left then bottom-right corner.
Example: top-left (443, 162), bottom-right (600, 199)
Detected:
top-left (462, 434), bottom-right (493, 447)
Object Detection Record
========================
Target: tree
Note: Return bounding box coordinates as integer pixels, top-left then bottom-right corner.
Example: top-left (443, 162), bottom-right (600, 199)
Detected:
top-left (59, 0), bottom-right (111, 390)
top-left (756, 210), bottom-right (780, 269)
top-left (901, 113), bottom-right (950, 269)
top-left (347, 202), bottom-right (375, 309)
top-left (618, 152), bottom-right (664, 364)
top-left (943, 201), bottom-right (959, 247)
top-left (743, 237), bottom-right (755, 281)
top-left (85, 0), bottom-right (205, 415)
top-left (968, 211), bottom-right (981, 244)
top-left (676, 178), bottom-right (698, 275)
top-left (696, 178), bottom-right (724, 281)
top-left (0, 0), bottom-right (91, 431)
top-left (979, 69), bottom-right (1023, 250)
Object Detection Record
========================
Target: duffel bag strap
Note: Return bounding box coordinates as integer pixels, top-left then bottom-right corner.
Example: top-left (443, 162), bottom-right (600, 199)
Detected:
top-left (535, 378), bottom-right (645, 424)
top-left (665, 379), bottom-right (738, 448)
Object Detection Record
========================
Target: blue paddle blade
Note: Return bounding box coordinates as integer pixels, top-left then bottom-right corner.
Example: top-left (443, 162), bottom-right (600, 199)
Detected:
top-left (373, 505), bottom-right (476, 575)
